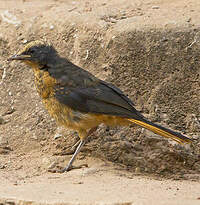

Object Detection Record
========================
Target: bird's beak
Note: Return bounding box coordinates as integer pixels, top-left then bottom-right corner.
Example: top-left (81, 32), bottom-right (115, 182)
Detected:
top-left (8, 54), bottom-right (31, 61)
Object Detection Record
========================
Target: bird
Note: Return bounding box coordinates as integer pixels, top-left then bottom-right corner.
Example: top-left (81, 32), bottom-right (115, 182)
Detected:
top-left (8, 40), bottom-right (192, 172)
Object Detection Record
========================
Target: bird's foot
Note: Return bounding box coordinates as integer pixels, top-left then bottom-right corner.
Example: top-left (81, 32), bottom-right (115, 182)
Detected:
top-left (48, 163), bottom-right (88, 173)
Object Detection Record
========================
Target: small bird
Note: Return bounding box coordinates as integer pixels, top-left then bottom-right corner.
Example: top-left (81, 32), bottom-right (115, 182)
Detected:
top-left (9, 40), bottom-right (192, 172)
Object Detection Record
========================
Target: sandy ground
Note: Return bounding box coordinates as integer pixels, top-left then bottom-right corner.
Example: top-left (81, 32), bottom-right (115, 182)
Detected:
top-left (1, 159), bottom-right (200, 205)
top-left (0, 0), bottom-right (200, 204)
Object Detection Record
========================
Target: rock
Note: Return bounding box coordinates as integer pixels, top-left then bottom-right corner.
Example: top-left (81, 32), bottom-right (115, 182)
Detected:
top-left (0, 0), bottom-right (200, 178)
top-left (120, 16), bottom-right (127, 19)
top-left (49, 25), bottom-right (54, 30)
top-left (0, 164), bottom-right (6, 169)
top-left (152, 6), bottom-right (160, 9)
top-left (68, 7), bottom-right (77, 12)
top-left (42, 157), bottom-right (53, 168)
top-left (5, 199), bottom-right (15, 205)
top-left (1, 10), bottom-right (21, 26)
top-left (0, 146), bottom-right (12, 154)
top-left (0, 116), bottom-right (5, 124)
top-left (3, 107), bottom-right (15, 116)
top-left (54, 133), bottom-right (62, 140)
top-left (0, 135), bottom-right (8, 145)
top-left (82, 168), bottom-right (99, 176)
top-left (110, 18), bottom-right (117, 23)
top-left (23, 39), bottom-right (28, 44)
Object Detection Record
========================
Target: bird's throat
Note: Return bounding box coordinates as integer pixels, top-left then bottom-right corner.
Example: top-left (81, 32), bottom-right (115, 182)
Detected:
top-left (33, 67), bottom-right (57, 99)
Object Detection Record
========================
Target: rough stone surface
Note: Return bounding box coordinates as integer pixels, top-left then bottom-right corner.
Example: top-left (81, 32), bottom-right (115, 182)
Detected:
top-left (0, 0), bottom-right (200, 204)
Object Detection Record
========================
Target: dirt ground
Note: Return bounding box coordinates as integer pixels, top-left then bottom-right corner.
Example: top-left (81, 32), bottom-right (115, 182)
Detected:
top-left (0, 0), bottom-right (200, 204)
top-left (1, 160), bottom-right (200, 205)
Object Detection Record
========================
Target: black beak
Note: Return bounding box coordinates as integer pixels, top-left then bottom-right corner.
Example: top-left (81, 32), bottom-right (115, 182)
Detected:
top-left (8, 54), bottom-right (31, 61)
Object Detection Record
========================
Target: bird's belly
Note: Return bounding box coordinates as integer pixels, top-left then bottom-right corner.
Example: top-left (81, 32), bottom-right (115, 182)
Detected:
top-left (42, 97), bottom-right (131, 132)
top-left (42, 97), bottom-right (102, 130)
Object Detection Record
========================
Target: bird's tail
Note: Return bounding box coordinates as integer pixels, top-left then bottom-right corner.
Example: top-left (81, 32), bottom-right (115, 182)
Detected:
top-left (128, 118), bottom-right (192, 144)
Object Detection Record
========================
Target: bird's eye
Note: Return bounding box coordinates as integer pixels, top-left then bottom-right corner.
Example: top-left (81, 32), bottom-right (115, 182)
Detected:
top-left (28, 48), bottom-right (36, 54)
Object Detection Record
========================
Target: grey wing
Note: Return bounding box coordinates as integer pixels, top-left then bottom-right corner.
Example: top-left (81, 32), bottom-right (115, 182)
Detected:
top-left (54, 80), bottom-right (144, 120)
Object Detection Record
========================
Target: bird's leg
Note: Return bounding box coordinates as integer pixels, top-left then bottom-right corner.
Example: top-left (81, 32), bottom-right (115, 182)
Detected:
top-left (71, 126), bottom-right (98, 151)
top-left (62, 126), bottom-right (98, 172)
top-left (71, 139), bottom-right (80, 150)
top-left (62, 139), bottom-right (86, 172)
top-left (87, 126), bottom-right (98, 136)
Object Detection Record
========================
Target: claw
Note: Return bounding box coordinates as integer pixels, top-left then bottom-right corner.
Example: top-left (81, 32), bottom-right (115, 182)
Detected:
top-left (48, 164), bottom-right (88, 173)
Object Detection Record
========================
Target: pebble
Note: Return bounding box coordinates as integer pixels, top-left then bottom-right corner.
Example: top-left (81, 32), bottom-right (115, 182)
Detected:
top-left (3, 107), bottom-right (15, 115)
top-left (30, 134), bottom-right (38, 140)
top-left (0, 164), bottom-right (6, 169)
top-left (5, 199), bottom-right (15, 205)
top-left (42, 157), bottom-right (53, 168)
top-left (120, 16), bottom-right (127, 19)
top-left (54, 133), bottom-right (62, 140)
top-left (49, 25), bottom-right (54, 30)
top-left (81, 168), bottom-right (99, 176)
top-left (0, 116), bottom-right (5, 124)
top-left (152, 6), bottom-right (160, 9)
top-left (68, 7), bottom-right (77, 12)
top-left (110, 18), bottom-right (117, 23)
top-left (1, 10), bottom-right (21, 26)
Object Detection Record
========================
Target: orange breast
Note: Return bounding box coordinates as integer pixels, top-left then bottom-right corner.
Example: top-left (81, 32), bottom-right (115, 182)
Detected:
top-left (32, 67), bottom-right (131, 133)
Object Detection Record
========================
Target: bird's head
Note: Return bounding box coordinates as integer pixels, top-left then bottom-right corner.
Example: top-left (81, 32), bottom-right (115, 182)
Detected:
top-left (8, 40), bottom-right (58, 69)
